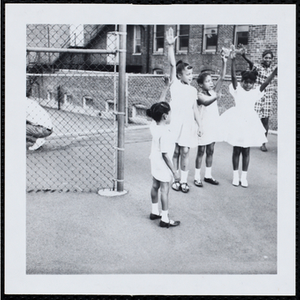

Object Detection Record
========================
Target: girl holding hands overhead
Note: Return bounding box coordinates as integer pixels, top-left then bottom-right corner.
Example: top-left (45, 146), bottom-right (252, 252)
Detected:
top-left (166, 27), bottom-right (201, 194)
top-left (194, 51), bottom-right (227, 187)
top-left (221, 47), bottom-right (277, 187)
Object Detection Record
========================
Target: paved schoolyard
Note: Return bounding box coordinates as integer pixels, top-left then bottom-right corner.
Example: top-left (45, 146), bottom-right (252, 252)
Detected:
top-left (26, 127), bottom-right (277, 274)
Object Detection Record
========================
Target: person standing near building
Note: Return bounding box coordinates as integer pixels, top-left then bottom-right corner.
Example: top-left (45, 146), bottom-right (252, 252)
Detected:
top-left (26, 98), bottom-right (53, 150)
top-left (241, 48), bottom-right (277, 152)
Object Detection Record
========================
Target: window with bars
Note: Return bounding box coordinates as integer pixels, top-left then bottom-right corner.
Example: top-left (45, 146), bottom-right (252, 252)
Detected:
top-left (203, 25), bottom-right (218, 53)
top-left (133, 25), bottom-right (142, 54)
top-left (234, 25), bottom-right (249, 47)
top-left (153, 25), bottom-right (164, 53)
top-left (176, 25), bottom-right (189, 53)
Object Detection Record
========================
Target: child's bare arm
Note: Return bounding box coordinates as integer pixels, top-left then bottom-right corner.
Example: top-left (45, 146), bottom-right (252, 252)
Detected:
top-left (260, 67), bottom-right (277, 92)
top-left (166, 28), bottom-right (177, 84)
top-left (214, 53), bottom-right (227, 93)
top-left (162, 153), bottom-right (180, 182)
top-left (158, 75), bottom-right (170, 102)
top-left (231, 50), bottom-right (238, 90)
top-left (240, 46), bottom-right (254, 70)
top-left (197, 91), bottom-right (218, 106)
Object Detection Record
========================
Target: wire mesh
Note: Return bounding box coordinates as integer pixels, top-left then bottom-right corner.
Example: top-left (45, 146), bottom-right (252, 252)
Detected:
top-left (26, 24), bottom-right (119, 193)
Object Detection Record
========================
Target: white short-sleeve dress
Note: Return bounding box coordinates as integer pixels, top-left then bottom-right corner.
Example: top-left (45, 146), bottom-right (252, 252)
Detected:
top-left (197, 93), bottom-right (223, 146)
top-left (169, 77), bottom-right (198, 148)
top-left (149, 121), bottom-right (175, 183)
top-left (220, 83), bottom-right (268, 147)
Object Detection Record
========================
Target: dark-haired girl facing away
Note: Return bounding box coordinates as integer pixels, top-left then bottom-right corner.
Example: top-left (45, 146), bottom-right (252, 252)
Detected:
top-left (166, 27), bottom-right (201, 194)
top-left (194, 52), bottom-right (227, 187)
top-left (221, 49), bottom-right (277, 187)
top-left (146, 98), bottom-right (180, 228)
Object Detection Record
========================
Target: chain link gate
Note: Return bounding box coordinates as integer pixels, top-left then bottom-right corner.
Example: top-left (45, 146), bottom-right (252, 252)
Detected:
top-left (26, 24), bottom-right (121, 193)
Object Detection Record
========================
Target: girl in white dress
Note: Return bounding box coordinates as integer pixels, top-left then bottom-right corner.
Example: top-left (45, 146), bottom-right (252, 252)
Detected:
top-left (166, 27), bottom-right (201, 194)
top-left (221, 50), bottom-right (277, 187)
top-left (147, 101), bottom-right (180, 228)
top-left (194, 52), bottom-right (227, 187)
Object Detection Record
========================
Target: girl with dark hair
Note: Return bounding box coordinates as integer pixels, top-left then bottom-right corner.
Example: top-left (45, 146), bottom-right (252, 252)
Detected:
top-left (146, 85), bottom-right (181, 228)
top-left (166, 27), bottom-right (201, 194)
top-left (241, 47), bottom-right (277, 152)
top-left (221, 48), bottom-right (277, 187)
top-left (193, 52), bottom-right (227, 187)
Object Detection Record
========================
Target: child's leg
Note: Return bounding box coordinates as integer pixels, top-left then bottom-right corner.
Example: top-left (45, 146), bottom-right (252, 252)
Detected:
top-left (195, 146), bottom-right (205, 183)
top-left (172, 143), bottom-right (180, 175)
top-left (204, 143), bottom-right (219, 184)
top-left (241, 147), bottom-right (250, 171)
top-left (232, 146), bottom-right (242, 170)
top-left (160, 181), bottom-right (180, 227)
top-left (205, 142), bottom-right (215, 168)
top-left (241, 147), bottom-right (250, 187)
top-left (232, 146), bottom-right (241, 186)
top-left (180, 146), bottom-right (190, 172)
top-left (151, 177), bottom-right (160, 215)
top-left (180, 146), bottom-right (190, 192)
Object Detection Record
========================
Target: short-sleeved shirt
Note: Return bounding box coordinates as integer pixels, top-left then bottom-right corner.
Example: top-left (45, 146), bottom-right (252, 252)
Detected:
top-left (26, 98), bottom-right (53, 129)
top-left (149, 121), bottom-right (175, 182)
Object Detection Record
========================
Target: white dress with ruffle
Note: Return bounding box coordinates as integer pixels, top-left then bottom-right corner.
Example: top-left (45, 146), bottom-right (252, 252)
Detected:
top-left (220, 83), bottom-right (268, 147)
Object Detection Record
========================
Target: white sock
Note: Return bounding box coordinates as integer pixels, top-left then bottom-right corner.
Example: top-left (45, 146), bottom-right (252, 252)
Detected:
top-left (205, 167), bottom-right (212, 178)
top-left (151, 203), bottom-right (159, 215)
top-left (194, 168), bottom-right (201, 181)
top-left (241, 171), bottom-right (247, 181)
top-left (232, 170), bottom-right (239, 185)
top-left (180, 170), bottom-right (189, 183)
top-left (161, 210), bottom-right (169, 222)
top-left (233, 170), bottom-right (239, 180)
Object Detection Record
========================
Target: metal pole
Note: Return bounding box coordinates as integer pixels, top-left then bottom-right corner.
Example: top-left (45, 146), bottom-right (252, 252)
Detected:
top-left (117, 25), bottom-right (127, 192)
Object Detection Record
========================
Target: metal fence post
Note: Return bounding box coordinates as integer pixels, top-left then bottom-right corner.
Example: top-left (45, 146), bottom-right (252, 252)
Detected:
top-left (117, 25), bottom-right (127, 192)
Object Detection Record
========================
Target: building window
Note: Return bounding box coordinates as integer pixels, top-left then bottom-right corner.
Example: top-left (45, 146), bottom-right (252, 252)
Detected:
top-left (133, 25), bottom-right (142, 54)
top-left (234, 25), bottom-right (249, 47)
top-left (203, 25), bottom-right (218, 53)
top-left (176, 25), bottom-right (189, 53)
top-left (70, 24), bottom-right (84, 47)
top-left (153, 25), bottom-right (165, 53)
top-left (153, 68), bottom-right (163, 74)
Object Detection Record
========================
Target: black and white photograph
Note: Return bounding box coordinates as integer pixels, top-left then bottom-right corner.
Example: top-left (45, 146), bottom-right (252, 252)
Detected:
top-left (4, 3), bottom-right (296, 296)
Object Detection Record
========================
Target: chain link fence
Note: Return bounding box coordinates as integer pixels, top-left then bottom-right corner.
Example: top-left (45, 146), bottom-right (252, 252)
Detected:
top-left (26, 24), bottom-right (120, 193)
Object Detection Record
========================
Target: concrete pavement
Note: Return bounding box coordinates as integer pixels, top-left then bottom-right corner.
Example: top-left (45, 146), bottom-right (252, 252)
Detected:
top-left (26, 126), bottom-right (277, 274)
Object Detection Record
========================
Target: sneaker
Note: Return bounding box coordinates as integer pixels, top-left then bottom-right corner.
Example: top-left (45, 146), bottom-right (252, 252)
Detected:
top-left (29, 138), bottom-right (45, 150)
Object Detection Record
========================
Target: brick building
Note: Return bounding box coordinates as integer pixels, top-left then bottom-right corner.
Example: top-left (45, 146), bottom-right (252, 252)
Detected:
top-left (27, 24), bottom-right (277, 75)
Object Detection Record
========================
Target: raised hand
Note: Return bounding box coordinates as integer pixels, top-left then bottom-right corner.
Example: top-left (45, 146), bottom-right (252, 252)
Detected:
top-left (166, 27), bottom-right (177, 46)
top-left (163, 74), bottom-right (170, 86)
top-left (230, 44), bottom-right (236, 59)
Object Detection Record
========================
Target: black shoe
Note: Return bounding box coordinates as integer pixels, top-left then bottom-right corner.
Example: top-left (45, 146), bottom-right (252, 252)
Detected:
top-left (159, 220), bottom-right (180, 228)
top-left (150, 213), bottom-right (161, 220)
top-left (204, 177), bottom-right (219, 185)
